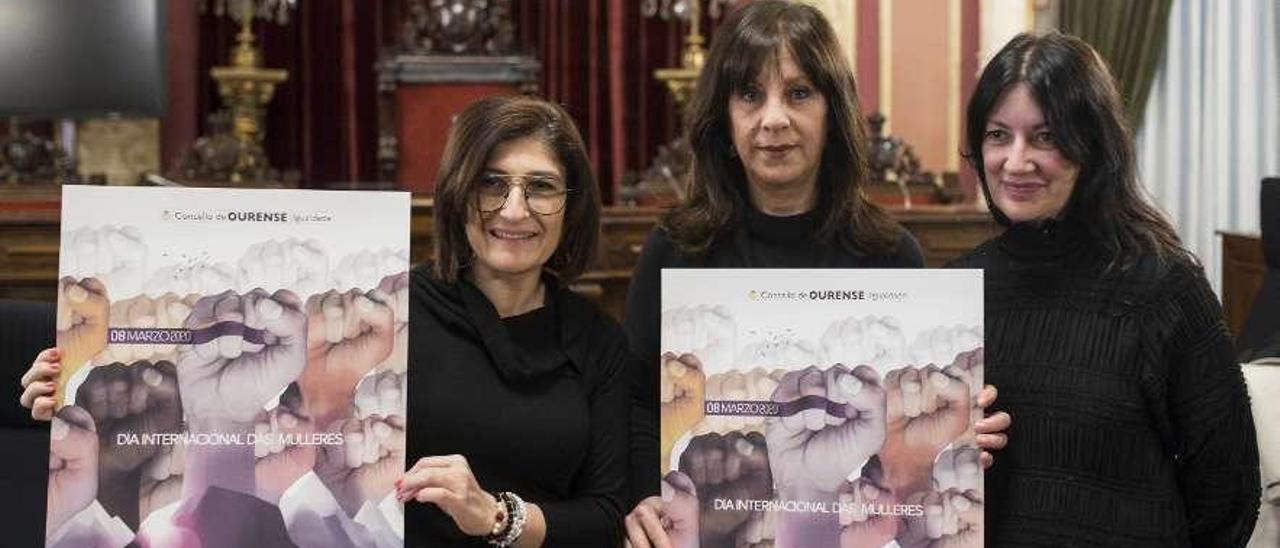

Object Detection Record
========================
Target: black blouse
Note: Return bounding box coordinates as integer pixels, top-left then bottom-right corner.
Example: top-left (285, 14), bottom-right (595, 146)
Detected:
top-left (404, 265), bottom-right (630, 547)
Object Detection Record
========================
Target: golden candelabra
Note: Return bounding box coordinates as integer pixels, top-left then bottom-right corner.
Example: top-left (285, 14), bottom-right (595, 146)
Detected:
top-left (204, 0), bottom-right (292, 182)
top-left (646, 0), bottom-right (730, 112)
top-left (622, 0), bottom-right (733, 205)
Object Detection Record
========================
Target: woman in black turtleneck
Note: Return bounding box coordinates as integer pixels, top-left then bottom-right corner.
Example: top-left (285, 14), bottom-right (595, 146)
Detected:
top-left (398, 96), bottom-right (630, 547)
top-left (950, 32), bottom-right (1259, 547)
top-left (620, 3), bottom-right (1010, 547)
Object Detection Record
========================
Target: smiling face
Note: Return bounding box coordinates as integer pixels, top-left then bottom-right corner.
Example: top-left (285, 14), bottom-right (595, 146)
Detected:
top-left (981, 83), bottom-right (1080, 223)
top-left (728, 47), bottom-right (829, 202)
top-left (464, 137), bottom-right (566, 283)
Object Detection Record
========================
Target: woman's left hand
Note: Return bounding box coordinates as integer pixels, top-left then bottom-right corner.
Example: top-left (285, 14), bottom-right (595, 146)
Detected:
top-left (974, 385), bottom-right (1011, 469)
top-left (397, 454), bottom-right (499, 537)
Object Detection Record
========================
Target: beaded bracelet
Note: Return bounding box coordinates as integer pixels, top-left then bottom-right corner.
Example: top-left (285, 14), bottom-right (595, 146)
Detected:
top-left (487, 492), bottom-right (526, 547)
top-left (487, 494), bottom-right (510, 540)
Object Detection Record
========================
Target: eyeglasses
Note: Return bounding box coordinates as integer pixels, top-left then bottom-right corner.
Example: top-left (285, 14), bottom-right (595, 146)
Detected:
top-left (474, 172), bottom-right (573, 215)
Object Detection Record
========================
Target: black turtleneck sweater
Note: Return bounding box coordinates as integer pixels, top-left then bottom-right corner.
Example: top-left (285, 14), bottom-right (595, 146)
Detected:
top-left (948, 223), bottom-right (1260, 547)
top-left (623, 206), bottom-right (924, 501)
top-left (405, 265), bottom-right (630, 547)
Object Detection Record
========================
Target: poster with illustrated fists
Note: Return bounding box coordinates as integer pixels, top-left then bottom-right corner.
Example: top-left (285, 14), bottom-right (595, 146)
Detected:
top-left (661, 269), bottom-right (983, 548)
top-left (52, 186), bottom-right (409, 548)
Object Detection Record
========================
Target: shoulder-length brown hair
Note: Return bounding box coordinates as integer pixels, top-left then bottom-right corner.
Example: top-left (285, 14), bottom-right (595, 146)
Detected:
top-left (663, 0), bottom-right (902, 257)
top-left (965, 32), bottom-right (1189, 269)
top-left (433, 95), bottom-right (600, 283)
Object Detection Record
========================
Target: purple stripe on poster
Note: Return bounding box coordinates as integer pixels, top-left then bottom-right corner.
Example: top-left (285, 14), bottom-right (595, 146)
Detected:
top-left (704, 396), bottom-right (854, 418)
top-left (189, 322), bottom-right (267, 345)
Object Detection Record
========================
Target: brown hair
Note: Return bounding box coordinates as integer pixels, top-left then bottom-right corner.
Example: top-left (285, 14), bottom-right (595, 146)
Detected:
top-left (433, 95), bottom-right (600, 282)
top-left (965, 32), bottom-right (1190, 269)
top-left (663, 0), bottom-right (902, 257)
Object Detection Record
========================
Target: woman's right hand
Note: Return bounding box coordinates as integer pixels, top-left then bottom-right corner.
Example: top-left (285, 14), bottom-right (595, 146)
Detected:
top-left (625, 472), bottom-right (701, 548)
top-left (20, 347), bottom-right (62, 421)
top-left (623, 496), bottom-right (672, 548)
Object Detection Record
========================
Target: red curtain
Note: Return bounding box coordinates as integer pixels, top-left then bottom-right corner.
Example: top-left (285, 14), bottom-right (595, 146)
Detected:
top-left (185, 1), bottom-right (709, 201)
top-left (196, 0), bottom-right (387, 186)
top-left (518, 1), bottom-right (697, 204)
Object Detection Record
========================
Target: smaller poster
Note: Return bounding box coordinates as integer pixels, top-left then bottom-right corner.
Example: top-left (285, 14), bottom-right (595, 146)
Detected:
top-left (660, 269), bottom-right (984, 548)
top-left (49, 186), bottom-right (409, 548)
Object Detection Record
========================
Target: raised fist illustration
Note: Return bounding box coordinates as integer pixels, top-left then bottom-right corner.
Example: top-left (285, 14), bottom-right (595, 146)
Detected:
top-left (944, 347), bottom-right (984, 401)
top-left (661, 352), bottom-right (706, 470)
top-left (374, 271), bottom-right (409, 373)
top-left (139, 441), bottom-right (185, 522)
top-left (238, 238), bottom-right (330, 296)
top-left (76, 360), bottom-right (182, 476)
top-left (734, 507), bottom-right (776, 548)
top-left (678, 431), bottom-right (772, 542)
top-left (663, 305), bottom-right (737, 373)
top-left (932, 445), bottom-right (982, 493)
top-left (333, 248), bottom-right (409, 294)
top-left (838, 475), bottom-right (900, 548)
top-left (896, 489), bottom-right (982, 548)
top-left (880, 365), bottom-right (971, 496)
top-left (177, 289), bottom-right (307, 426)
top-left (46, 405), bottom-right (99, 537)
top-left (253, 384), bottom-right (317, 503)
top-left (56, 277), bottom-right (110, 394)
top-left (315, 414), bottom-right (406, 517)
top-left (766, 364), bottom-right (886, 495)
top-left (353, 368), bottom-right (406, 420)
top-left (61, 225), bottom-right (148, 298)
top-left (906, 326), bottom-right (982, 369)
top-left (299, 288), bottom-right (395, 428)
top-left (944, 347), bottom-right (985, 443)
top-left (820, 315), bottom-right (907, 368)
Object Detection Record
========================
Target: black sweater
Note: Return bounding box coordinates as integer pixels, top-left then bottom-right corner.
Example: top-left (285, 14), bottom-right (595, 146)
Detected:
top-left (623, 206), bottom-right (924, 502)
top-left (405, 265), bottom-right (630, 547)
top-left (948, 222), bottom-right (1260, 547)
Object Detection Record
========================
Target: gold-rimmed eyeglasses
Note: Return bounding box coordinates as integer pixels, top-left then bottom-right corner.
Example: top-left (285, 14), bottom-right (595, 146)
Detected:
top-left (474, 172), bottom-right (573, 215)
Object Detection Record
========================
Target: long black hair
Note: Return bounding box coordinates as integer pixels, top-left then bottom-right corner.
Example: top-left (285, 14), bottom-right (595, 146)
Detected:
top-left (663, 0), bottom-right (902, 257)
top-left (966, 32), bottom-right (1189, 269)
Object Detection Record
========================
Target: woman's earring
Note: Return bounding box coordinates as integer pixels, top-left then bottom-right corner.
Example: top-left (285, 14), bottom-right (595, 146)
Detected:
top-left (729, 144), bottom-right (739, 159)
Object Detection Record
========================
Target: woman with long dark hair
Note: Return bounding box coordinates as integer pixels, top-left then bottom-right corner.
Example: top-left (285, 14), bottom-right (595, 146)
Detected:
top-left (952, 32), bottom-right (1260, 546)
top-left (622, 2), bottom-right (1009, 546)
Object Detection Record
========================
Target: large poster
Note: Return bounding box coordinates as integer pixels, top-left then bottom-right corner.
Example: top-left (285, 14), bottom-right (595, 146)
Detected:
top-left (49, 186), bottom-right (410, 548)
top-left (660, 269), bottom-right (983, 548)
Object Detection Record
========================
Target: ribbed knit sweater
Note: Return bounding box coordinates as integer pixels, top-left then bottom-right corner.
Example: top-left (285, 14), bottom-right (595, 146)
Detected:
top-left (949, 222), bottom-right (1260, 547)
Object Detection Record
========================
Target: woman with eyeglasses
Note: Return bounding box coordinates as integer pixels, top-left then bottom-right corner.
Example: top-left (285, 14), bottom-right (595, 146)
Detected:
top-left (19, 95), bottom-right (630, 547)
top-left (391, 94), bottom-right (630, 546)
